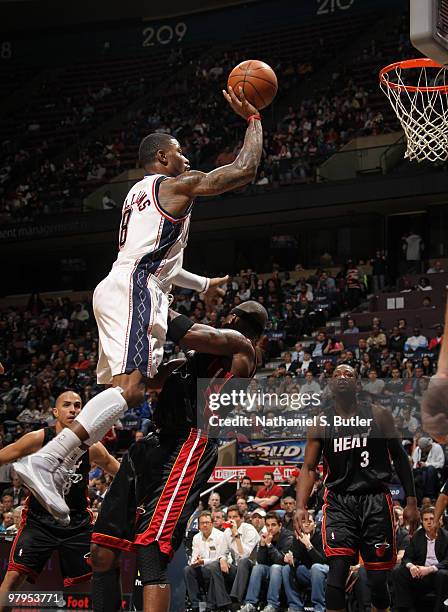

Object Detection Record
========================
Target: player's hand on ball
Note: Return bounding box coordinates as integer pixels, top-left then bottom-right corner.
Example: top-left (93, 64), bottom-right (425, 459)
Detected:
top-left (222, 85), bottom-right (259, 120)
top-left (294, 508), bottom-right (309, 537)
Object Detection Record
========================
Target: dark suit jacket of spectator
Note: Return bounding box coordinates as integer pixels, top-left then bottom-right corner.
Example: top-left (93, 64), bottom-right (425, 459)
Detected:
top-left (402, 527), bottom-right (448, 570)
top-left (279, 360), bottom-right (300, 375)
top-left (298, 360), bottom-right (319, 377)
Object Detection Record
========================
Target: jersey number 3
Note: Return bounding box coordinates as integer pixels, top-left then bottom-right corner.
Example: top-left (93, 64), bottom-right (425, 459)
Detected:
top-left (360, 450), bottom-right (370, 467)
top-left (119, 208), bottom-right (132, 248)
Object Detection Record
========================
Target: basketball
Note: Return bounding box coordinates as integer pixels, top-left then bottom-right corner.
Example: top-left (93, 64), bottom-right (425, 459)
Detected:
top-left (227, 60), bottom-right (278, 110)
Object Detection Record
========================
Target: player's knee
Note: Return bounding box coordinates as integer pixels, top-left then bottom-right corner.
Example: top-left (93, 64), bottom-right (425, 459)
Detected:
top-left (90, 543), bottom-right (120, 572)
top-left (137, 543), bottom-right (169, 586)
top-left (366, 570), bottom-right (390, 610)
top-left (327, 557), bottom-right (351, 587)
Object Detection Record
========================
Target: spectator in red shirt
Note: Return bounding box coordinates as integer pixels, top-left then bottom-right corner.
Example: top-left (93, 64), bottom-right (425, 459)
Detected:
top-left (428, 326), bottom-right (443, 352)
top-left (253, 472), bottom-right (283, 511)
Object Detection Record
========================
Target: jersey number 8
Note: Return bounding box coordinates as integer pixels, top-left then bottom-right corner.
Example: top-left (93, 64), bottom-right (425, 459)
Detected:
top-left (119, 208), bottom-right (132, 248)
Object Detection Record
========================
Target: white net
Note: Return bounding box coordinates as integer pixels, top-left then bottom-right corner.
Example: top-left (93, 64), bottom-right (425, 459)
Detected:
top-left (380, 61), bottom-right (448, 162)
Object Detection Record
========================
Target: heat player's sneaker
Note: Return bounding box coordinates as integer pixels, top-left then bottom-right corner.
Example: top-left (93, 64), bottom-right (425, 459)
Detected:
top-left (14, 455), bottom-right (71, 526)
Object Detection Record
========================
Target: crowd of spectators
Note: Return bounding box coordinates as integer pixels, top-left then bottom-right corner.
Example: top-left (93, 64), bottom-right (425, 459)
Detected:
top-left (0, 254), bottom-right (446, 607)
top-left (182, 472), bottom-right (448, 611)
top-left (0, 13), bottom-right (415, 223)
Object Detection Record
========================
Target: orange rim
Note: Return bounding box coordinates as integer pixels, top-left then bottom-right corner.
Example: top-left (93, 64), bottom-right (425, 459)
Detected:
top-left (379, 57), bottom-right (448, 93)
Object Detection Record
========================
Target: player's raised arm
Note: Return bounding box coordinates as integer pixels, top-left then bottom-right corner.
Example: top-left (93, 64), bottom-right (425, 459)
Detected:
top-left (0, 430), bottom-right (45, 466)
top-left (159, 87), bottom-right (262, 212)
top-left (172, 320), bottom-right (255, 378)
top-left (295, 434), bottom-right (322, 536)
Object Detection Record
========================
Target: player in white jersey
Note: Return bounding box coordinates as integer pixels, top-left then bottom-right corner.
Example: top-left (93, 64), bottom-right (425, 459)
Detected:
top-left (14, 85), bottom-right (263, 525)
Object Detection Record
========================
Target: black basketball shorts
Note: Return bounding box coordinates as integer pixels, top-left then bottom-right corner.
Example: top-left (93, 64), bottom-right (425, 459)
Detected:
top-left (92, 429), bottom-right (218, 558)
top-left (8, 509), bottom-right (93, 586)
top-left (322, 488), bottom-right (396, 570)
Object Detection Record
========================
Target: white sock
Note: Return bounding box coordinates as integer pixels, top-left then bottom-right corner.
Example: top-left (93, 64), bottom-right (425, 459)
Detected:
top-left (37, 428), bottom-right (81, 462)
top-left (36, 387), bottom-right (127, 464)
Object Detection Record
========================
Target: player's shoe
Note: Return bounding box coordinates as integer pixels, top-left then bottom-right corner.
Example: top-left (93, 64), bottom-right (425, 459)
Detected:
top-left (239, 605), bottom-right (256, 612)
top-left (14, 455), bottom-right (71, 526)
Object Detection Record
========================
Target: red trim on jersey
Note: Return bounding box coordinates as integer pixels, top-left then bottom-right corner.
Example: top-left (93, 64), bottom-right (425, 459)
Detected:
top-left (321, 489), bottom-right (356, 558)
top-left (133, 430), bottom-right (208, 557)
top-left (91, 532), bottom-right (135, 552)
top-left (121, 260), bottom-right (139, 373)
top-left (151, 176), bottom-right (191, 223)
top-left (64, 572), bottom-right (92, 587)
top-left (7, 562), bottom-right (38, 581)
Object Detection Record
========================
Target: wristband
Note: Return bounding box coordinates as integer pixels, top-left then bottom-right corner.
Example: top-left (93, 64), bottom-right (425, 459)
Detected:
top-left (247, 114), bottom-right (261, 122)
top-left (202, 277), bottom-right (210, 293)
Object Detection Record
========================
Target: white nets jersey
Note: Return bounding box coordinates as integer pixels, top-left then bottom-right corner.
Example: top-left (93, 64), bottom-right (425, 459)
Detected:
top-left (93, 173), bottom-right (192, 383)
top-left (113, 173), bottom-right (192, 292)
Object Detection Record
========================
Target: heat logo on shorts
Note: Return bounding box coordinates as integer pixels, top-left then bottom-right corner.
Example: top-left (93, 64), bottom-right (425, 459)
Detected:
top-left (374, 541), bottom-right (390, 557)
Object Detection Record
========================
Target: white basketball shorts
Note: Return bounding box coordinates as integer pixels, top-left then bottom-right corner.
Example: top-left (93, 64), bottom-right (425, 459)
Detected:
top-left (93, 266), bottom-right (169, 384)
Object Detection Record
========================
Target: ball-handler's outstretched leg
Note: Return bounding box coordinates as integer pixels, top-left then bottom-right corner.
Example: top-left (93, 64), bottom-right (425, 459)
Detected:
top-left (14, 370), bottom-right (143, 524)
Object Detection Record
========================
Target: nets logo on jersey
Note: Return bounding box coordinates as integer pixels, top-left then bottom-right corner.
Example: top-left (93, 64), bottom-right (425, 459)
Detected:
top-left (374, 541), bottom-right (390, 558)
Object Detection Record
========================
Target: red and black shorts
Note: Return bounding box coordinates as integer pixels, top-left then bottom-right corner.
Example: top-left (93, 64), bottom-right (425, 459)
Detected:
top-left (8, 509), bottom-right (92, 587)
top-left (92, 429), bottom-right (218, 558)
top-left (322, 488), bottom-right (396, 570)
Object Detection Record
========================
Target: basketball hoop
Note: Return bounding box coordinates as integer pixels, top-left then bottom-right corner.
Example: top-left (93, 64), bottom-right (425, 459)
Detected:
top-left (379, 58), bottom-right (448, 162)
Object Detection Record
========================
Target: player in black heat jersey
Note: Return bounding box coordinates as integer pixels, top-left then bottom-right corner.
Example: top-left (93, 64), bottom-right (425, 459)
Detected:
top-left (90, 301), bottom-right (267, 612)
top-left (295, 364), bottom-right (419, 612)
top-left (0, 391), bottom-right (119, 607)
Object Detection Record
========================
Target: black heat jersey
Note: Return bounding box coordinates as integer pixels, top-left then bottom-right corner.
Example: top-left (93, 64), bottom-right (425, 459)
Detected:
top-left (320, 402), bottom-right (393, 494)
top-left (28, 427), bottom-right (91, 527)
top-left (153, 352), bottom-right (236, 436)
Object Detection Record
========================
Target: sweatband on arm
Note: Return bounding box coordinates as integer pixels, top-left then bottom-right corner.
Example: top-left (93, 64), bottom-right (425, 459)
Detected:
top-left (167, 312), bottom-right (195, 343)
top-left (172, 268), bottom-right (209, 292)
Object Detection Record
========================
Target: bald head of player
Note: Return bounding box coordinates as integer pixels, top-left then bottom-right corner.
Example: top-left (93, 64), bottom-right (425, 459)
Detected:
top-left (330, 364), bottom-right (357, 399)
top-left (138, 133), bottom-right (190, 177)
top-left (53, 391), bottom-right (82, 431)
top-left (224, 301), bottom-right (268, 340)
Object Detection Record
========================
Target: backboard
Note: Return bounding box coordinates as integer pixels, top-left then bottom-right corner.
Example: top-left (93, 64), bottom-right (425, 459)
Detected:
top-left (410, 0), bottom-right (448, 64)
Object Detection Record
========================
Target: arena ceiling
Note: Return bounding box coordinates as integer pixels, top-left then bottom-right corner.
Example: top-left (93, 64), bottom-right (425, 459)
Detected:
top-left (2, 0), bottom-right (261, 31)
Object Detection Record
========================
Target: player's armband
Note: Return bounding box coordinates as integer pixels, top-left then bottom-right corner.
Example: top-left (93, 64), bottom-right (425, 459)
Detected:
top-left (167, 313), bottom-right (194, 343)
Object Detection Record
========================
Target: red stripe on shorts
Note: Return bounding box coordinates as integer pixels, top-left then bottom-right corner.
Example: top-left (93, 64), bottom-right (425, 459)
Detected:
top-left (134, 429), bottom-right (207, 556)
